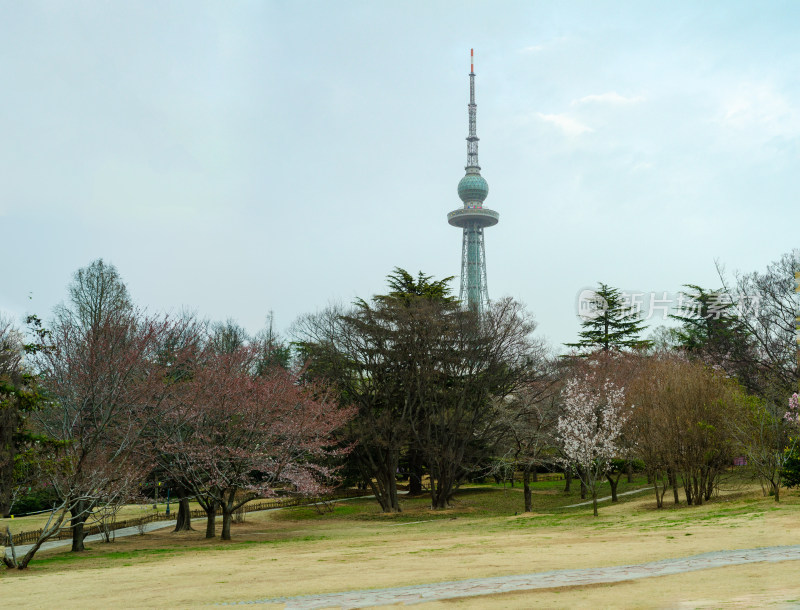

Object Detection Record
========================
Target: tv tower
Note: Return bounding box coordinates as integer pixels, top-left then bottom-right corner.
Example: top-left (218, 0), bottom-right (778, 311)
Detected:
top-left (447, 49), bottom-right (499, 315)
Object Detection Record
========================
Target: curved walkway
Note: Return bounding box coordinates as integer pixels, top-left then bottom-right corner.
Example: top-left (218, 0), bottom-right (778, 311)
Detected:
top-left (234, 545), bottom-right (800, 608)
top-left (4, 496), bottom-right (377, 559)
top-left (563, 486), bottom-right (650, 508)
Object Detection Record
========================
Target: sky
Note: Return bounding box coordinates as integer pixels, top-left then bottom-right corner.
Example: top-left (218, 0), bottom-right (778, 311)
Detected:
top-left (2, 1), bottom-right (799, 350)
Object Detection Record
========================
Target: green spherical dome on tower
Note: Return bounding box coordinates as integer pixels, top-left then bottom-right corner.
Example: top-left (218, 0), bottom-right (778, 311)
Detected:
top-left (458, 173), bottom-right (489, 204)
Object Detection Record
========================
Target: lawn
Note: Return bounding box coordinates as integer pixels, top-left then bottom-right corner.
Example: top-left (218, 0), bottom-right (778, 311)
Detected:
top-left (2, 473), bottom-right (800, 608)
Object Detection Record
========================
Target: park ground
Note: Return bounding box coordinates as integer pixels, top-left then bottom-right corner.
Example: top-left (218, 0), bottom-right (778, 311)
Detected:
top-left (2, 475), bottom-right (800, 608)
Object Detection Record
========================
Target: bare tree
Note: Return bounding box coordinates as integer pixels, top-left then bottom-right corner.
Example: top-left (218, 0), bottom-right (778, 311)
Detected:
top-left (628, 354), bottom-right (746, 507)
top-left (717, 250), bottom-right (799, 395)
top-left (29, 309), bottom-right (171, 554)
top-left (497, 378), bottom-right (560, 512)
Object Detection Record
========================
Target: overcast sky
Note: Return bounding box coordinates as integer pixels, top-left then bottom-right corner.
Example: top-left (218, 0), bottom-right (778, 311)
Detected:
top-left (2, 1), bottom-right (799, 349)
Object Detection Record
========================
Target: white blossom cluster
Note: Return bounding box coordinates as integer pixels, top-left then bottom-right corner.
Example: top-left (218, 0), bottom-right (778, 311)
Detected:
top-left (556, 375), bottom-right (628, 472)
top-left (785, 393), bottom-right (800, 424)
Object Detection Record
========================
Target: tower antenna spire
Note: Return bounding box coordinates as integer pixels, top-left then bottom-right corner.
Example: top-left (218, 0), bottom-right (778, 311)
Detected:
top-left (466, 49), bottom-right (479, 172)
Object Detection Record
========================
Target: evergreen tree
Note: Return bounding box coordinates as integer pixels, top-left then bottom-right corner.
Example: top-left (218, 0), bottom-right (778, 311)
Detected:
top-left (670, 285), bottom-right (750, 354)
top-left (669, 284), bottom-right (756, 390)
top-left (566, 283), bottom-right (651, 353)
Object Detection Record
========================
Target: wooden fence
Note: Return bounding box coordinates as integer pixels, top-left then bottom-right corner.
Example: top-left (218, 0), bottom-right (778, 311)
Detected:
top-left (5, 489), bottom-right (365, 547)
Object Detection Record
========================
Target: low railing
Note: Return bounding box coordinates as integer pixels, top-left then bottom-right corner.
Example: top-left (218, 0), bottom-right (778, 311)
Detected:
top-left (5, 489), bottom-right (365, 547)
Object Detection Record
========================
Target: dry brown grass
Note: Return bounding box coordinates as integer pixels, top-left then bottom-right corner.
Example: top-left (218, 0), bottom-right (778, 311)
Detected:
top-left (2, 484), bottom-right (799, 608)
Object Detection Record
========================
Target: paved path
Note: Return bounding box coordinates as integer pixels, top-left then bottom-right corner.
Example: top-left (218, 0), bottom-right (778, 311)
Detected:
top-left (233, 545), bottom-right (800, 608)
top-left (3, 496), bottom-right (378, 559)
top-left (3, 518), bottom-right (184, 558)
top-left (564, 486), bottom-right (650, 508)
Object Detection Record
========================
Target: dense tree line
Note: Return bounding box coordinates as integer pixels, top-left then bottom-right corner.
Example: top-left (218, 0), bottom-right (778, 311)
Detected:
top-left (2, 260), bottom-right (350, 569)
top-left (3, 248), bottom-right (799, 568)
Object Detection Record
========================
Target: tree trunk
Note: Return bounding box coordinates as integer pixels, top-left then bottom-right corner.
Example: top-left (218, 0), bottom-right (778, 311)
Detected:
top-left (652, 474), bottom-right (663, 509)
top-left (580, 477), bottom-right (587, 500)
top-left (408, 448), bottom-right (423, 496)
top-left (668, 469), bottom-right (679, 505)
top-left (430, 464), bottom-right (458, 509)
top-left (204, 504), bottom-right (217, 538)
top-left (606, 474), bottom-right (619, 502)
top-left (366, 453), bottom-right (402, 513)
top-left (221, 509), bottom-right (232, 541)
top-left (564, 468), bottom-right (572, 493)
top-left (174, 496), bottom-right (193, 532)
top-left (4, 504), bottom-right (70, 570)
top-left (626, 461), bottom-right (634, 483)
top-left (704, 472), bottom-right (715, 502)
top-left (70, 500), bottom-right (89, 552)
top-left (0, 408), bottom-right (18, 518)
top-left (523, 468), bottom-right (532, 513)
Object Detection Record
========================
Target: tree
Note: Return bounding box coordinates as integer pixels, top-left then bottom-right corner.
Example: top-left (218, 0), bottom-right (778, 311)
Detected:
top-left (8, 260), bottom-right (172, 565)
top-left (0, 317), bottom-right (44, 518)
top-left (295, 270), bottom-right (544, 511)
top-left (253, 312), bottom-right (291, 374)
top-left (627, 354), bottom-right (746, 507)
top-left (293, 302), bottom-right (412, 513)
top-left (556, 373), bottom-right (629, 516)
top-left (411, 297), bottom-right (544, 509)
top-left (733, 394), bottom-right (794, 501)
top-left (566, 283), bottom-right (651, 353)
top-left (156, 346), bottom-right (351, 540)
top-left (717, 250), bottom-right (799, 397)
top-left (3, 307), bottom-right (175, 569)
top-left (497, 378), bottom-right (559, 512)
top-left (65, 258), bottom-right (132, 331)
top-left (670, 284), bottom-right (756, 389)
top-left (293, 269), bottom-right (459, 513)
top-left (209, 318), bottom-right (249, 355)
top-left (779, 393), bottom-right (800, 490)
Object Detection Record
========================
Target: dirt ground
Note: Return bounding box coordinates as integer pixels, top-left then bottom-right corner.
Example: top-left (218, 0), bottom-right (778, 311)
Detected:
top-left (2, 486), bottom-right (800, 608)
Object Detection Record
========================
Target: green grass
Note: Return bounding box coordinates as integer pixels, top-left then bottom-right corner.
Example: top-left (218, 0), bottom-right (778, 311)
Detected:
top-left (272, 474), bottom-right (653, 524)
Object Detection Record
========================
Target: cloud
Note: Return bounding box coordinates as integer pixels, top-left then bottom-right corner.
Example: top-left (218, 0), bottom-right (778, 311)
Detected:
top-left (720, 83), bottom-right (799, 133)
top-left (572, 92), bottom-right (645, 106)
top-left (537, 113), bottom-right (593, 136)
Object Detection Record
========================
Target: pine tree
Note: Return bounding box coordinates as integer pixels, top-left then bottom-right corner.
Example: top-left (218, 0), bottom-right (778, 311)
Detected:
top-left (669, 284), bottom-right (756, 389)
top-left (566, 283), bottom-right (651, 353)
top-left (669, 285), bottom-right (750, 355)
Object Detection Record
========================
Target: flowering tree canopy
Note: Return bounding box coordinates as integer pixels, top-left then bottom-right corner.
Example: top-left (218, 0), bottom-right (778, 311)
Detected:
top-left (156, 346), bottom-right (353, 540)
top-left (556, 373), bottom-right (629, 516)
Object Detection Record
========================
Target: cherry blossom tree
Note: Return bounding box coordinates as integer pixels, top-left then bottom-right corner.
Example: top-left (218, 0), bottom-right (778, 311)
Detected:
top-left (156, 346), bottom-right (352, 540)
top-left (556, 373), bottom-right (629, 516)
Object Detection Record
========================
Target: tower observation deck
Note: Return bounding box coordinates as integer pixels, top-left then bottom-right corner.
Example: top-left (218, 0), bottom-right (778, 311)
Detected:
top-left (447, 49), bottom-right (498, 315)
